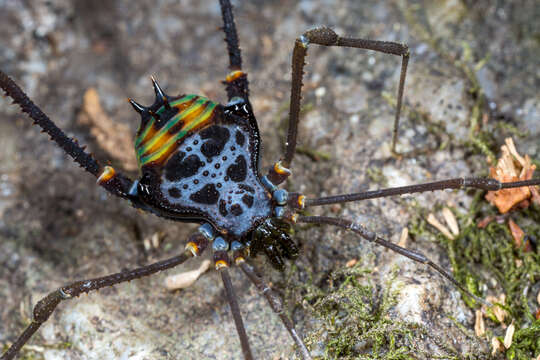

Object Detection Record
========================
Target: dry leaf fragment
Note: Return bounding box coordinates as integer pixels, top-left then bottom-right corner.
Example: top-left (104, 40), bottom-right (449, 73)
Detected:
top-left (77, 88), bottom-right (138, 171)
top-left (165, 259), bottom-right (212, 291)
top-left (345, 258), bottom-right (358, 268)
top-left (503, 322), bottom-right (515, 349)
top-left (427, 213), bottom-right (454, 240)
top-left (485, 294), bottom-right (507, 323)
top-left (505, 137), bottom-right (526, 166)
top-left (151, 232), bottom-right (161, 249)
top-left (477, 215), bottom-right (495, 228)
top-left (474, 309), bottom-right (485, 337)
top-left (485, 138), bottom-right (537, 213)
top-left (442, 207), bottom-right (459, 236)
top-left (491, 337), bottom-right (503, 356)
top-left (507, 219), bottom-right (530, 251)
top-left (531, 185), bottom-right (540, 206)
top-left (398, 227), bottom-right (409, 248)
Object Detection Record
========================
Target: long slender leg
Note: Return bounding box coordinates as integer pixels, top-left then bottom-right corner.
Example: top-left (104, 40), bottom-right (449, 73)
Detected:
top-left (220, 268), bottom-right (254, 360)
top-left (239, 261), bottom-right (312, 360)
top-left (304, 177), bottom-right (540, 206)
top-left (219, 0), bottom-right (250, 102)
top-left (0, 70), bottom-right (134, 199)
top-left (280, 27), bottom-right (409, 174)
top-left (1, 234), bottom-right (207, 360)
top-left (296, 215), bottom-right (491, 307)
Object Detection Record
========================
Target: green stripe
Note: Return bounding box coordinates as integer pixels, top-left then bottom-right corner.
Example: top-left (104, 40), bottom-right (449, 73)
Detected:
top-left (136, 95), bottom-right (198, 149)
top-left (134, 117), bottom-right (155, 148)
top-left (140, 102), bottom-right (217, 165)
top-left (156, 94), bottom-right (198, 116)
top-left (138, 98), bottom-right (207, 156)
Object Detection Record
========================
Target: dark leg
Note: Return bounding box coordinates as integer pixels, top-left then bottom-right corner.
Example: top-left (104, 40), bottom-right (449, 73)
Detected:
top-left (0, 70), bottom-right (134, 199)
top-left (219, 0), bottom-right (250, 102)
top-left (1, 234), bottom-right (208, 360)
top-left (304, 177), bottom-right (540, 207)
top-left (239, 262), bottom-right (312, 360)
top-left (220, 268), bottom-right (254, 360)
top-left (280, 27), bottom-right (409, 174)
top-left (297, 215), bottom-right (491, 307)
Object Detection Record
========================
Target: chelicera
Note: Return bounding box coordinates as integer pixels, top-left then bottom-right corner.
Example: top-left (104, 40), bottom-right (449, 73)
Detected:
top-left (1, 1), bottom-right (539, 359)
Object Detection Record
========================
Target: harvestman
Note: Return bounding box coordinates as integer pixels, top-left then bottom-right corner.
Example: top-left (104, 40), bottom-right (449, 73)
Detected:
top-left (1, 1), bottom-right (539, 359)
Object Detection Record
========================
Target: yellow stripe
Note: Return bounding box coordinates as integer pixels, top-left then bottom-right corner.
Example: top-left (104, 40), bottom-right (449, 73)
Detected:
top-left (140, 98), bottom-right (207, 156)
top-left (181, 102), bottom-right (217, 134)
top-left (141, 102), bottom-right (217, 165)
top-left (136, 96), bottom-right (197, 149)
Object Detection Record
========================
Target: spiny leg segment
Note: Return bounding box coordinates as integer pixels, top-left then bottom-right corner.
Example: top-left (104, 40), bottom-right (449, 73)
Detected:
top-left (0, 234), bottom-right (208, 360)
top-left (0, 71), bottom-right (100, 177)
top-left (0, 70), bottom-right (135, 200)
top-left (219, 0), bottom-right (250, 103)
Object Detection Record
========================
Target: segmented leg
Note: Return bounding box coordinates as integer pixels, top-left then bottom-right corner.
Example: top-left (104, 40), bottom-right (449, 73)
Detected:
top-left (304, 177), bottom-right (540, 206)
top-left (296, 215), bottom-right (491, 307)
top-left (220, 268), bottom-right (254, 360)
top-left (280, 27), bottom-right (409, 177)
top-left (219, 0), bottom-right (251, 102)
top-left (1, 234), bottom-right (208, 360)
top-left (239, 261), bottom-right (312, 360)
top-left (0, 70), bottom-right (134, 200)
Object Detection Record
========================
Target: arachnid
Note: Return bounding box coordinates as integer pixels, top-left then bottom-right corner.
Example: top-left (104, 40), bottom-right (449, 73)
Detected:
top-left (1, 1), bottom-right (539, 359)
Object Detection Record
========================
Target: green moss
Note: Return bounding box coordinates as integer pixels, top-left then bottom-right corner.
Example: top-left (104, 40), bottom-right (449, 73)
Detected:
top-left (1, 341), bottom-right (72, 360)
top-left (298, 260), bottom-right (432, 359)
top-left (409, 195), bottom-right (540, 358)
top-left (366, 167), bottom-right (388, 187)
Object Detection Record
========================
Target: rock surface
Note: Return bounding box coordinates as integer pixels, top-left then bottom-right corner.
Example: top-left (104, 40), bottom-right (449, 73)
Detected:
top-left (0, 0), bottom-right (538, 359)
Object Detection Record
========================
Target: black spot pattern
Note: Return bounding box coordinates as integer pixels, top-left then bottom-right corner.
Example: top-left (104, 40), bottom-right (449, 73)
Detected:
top-left (230, 204), bottom-right (243, 216)
top-left (238, 184), bottom-right (255, 193)
top-left (219, 199), bottom-right (228, 216)
top-left (242, 194), bottom-right (254, 208)
top-left (168, 188), bottom-right (181, 198)
top-left (200, 125), bottom-right (230, 158)
top-left (235, 130), bottom-right (245, 146)
top-left (165, 153), bottom-right (204, 181)
top-left (157, 123), bottom-right (273, 237)
top-left (189, 184), bottom-right (220, 204)
top-left (226, 155), bottom-right (247, 182)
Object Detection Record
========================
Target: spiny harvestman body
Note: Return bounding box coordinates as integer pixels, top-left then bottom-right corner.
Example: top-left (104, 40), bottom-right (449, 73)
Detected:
top-left (1, 1), bottom-right (540, 359)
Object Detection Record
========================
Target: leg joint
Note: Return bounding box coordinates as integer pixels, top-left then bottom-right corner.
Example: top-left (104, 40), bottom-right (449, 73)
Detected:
top-left (33, 290), bottom-right (65, 323)
top-left (301, 27), bottom-right (339, 46)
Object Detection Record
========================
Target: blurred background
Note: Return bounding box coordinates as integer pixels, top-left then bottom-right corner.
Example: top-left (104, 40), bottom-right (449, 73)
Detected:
top-left (1, 0), bottom-right (538, 359)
